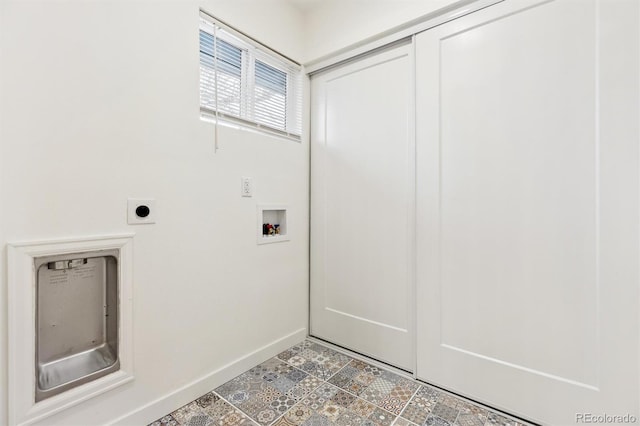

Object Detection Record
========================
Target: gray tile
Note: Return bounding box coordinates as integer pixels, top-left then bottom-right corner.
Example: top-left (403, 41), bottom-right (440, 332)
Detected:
top-left (272, 376), bottom-right (297, 393)
top-left (274, 362), bottom-right (296, 375)
top-left (457, 402), bottom-right (488, 418)
top-left (425, 415), bottom-right (452, 426)
top-left (437, 395), bottom-right (466, 410)
top-left (273, 418), bottom-right (299, 426)
top-left (388, 385), bottom-right (415, 403)
top-left (286, 368), bottom-right (309, 383)
top-left (379, 371), bottom-right (405, 385)
top-left (360, 387), bottom-right (386, 405)
top-left (187, 414), bottom-right (214, 426)
top-left (247, 364), bottom-right (272, 379)
top-left (302, 413), bottom-right (332, 426)
top-left (319, 401), bottom-right (344, 421)
top-left (261, 358), bottom-right (287, 371)
top-left (195, 392), bottom-right (220, 409)
top-left (149, 414), bottom-right (179, 426)
top-left (283, 403), bottom-right (314, 425)
top-left (331, 390), bottom-right (358, 407)
top-left (362, 365), bottom-right (383, 378)
top-left (400, 401), bottom-right (432, 425)
top-left (294, 375), bottom-right (325, 393)
top-left (456, 414), bottom-right (486, 426)
top-left (378, 395), bottom-right (407, 415)
top-left (280, 342), bottom-right (352, 381)
top-left (201, 399), bottom-right (236, 419)
top-left (336, 410), bottom-right (366, 426)
top-left (354, 373), bottom-right (377, 387)
top-left (301, 388), bottom-right (332, 411)
top-left (172, 402), bottom-right (204, 425)
top-left (328, 372), bottom-right (352, 389)
top-left (215, 377), bottom-right (250, 400)
top-left (430, 403), bottom-right (459, 423)
top-left (340, 366), bottom-right (361, 379)
top-left (368, 407), bottom-right (396, 426)
top-left (278, 349), bottom-right (298, 361)
top-left (270, 394), bottom-right (299, 414)
top-left (392, 418), bottom-right (417, 426)
top-left (256, 384), bottom-right (284, 404)
top-left (239, 398), bottom-right (269, 418)
top-left (286, 384), bottom-right (315, 401)
top-left (315, 383), bottom-right (340, 399)
top-left (227, 389), bottom-right (251, 405)
top-left (218, 409), bottom-right (253, 426)
top-left (253, 406), bottom-right (280, 425)
top-left (350, 398), bottom-right (378, 418)
top-left (346, 381), bottom-right (367, 396)
top-left (485, 412), bottom-right (520, 426)
top-left (370, 378), bottom-right (395, 397)
top-left (415, 386), bottom-right (442, 402)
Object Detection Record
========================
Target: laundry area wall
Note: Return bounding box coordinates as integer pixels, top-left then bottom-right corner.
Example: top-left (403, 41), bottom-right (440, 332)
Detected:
top-left (0, 1), bottom-right (309, 425)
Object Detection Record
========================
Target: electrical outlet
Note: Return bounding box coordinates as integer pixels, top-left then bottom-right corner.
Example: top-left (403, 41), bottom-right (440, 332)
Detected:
top-left (127, 199), bottom-right (156, 224)
top-left (241, 177), bottom-right (253, 197)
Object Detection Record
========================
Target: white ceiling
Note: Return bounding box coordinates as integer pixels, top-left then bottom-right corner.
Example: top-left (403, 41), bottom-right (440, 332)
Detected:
top-left (284, 0), bottom-right (325, 11)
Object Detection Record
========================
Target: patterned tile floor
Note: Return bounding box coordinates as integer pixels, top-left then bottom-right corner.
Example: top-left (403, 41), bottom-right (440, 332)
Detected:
top-left (149, 340), bottom-right (527, 426)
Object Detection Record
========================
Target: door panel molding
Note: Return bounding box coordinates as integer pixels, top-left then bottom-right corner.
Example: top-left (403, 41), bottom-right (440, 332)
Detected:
top-left (325, 308), bottom-right (409, 334)
top-left (440, 344), bottom-right (600, 392)
top-left (310, 43), bottom-right (415, 371)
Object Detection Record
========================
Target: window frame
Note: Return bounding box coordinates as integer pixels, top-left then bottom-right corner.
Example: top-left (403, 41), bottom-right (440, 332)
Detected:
top-left (199, 12), bottom-right (302, 141)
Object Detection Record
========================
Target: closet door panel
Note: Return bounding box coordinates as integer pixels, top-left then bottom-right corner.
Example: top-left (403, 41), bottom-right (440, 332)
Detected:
top-left (310, 43), bottom-right (414, 370)
top-left (416, 0), bottom-right (639, 424)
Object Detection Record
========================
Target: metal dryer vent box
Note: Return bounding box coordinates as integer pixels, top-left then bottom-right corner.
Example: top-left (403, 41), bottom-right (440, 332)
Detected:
top-left (34, 249), bottom-right (120, 402)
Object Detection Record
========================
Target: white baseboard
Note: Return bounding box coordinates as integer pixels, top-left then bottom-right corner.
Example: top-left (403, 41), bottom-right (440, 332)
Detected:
top-left (109, 328), bottom-right (307, 426)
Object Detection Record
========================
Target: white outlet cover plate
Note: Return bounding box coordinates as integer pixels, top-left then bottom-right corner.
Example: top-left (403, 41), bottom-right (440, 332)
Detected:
top-left (241, 176), bottom-right (253, 197)
top-left (127, 199), bottom-right (156, 225)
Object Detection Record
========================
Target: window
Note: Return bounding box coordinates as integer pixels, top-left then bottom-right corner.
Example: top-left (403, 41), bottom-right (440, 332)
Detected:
top-left (199, 13), bottom-right (302, 140)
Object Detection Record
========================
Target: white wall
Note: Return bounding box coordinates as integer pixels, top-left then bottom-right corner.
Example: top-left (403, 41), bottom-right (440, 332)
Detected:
top-left (0, 1), bottom-right (308, 425)
top-left (298, 0), bottom-right (460, 62)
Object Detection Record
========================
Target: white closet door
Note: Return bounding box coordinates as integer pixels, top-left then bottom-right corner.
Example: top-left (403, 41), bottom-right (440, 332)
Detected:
top-left (416, 0), bottom-right (639, 424)
top-left (310, 43), bottom-right (414, 371)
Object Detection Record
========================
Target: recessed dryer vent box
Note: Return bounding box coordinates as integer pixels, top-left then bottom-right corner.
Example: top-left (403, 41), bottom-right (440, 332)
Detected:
top-left (7, 235), bottom-right (134, 426)
top-left (35, 249), bottom-right (120, 402)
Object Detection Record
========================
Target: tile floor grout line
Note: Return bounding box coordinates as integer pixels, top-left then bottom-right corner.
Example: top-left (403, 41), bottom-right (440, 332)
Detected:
top-left (322, 381), bottom-right (403, 420)
top-left (289, 344), bottom-right (423, 422)
top-left (395, 382), bottom-right (423, 423)
top-left (311, 347), bottom-right (446, 424)
top-left (451, 408), bottom-right (461, 426)
top-left (320, 353), bottom-right (354, 383)
top-left (217, 344), bottom-right (349, 426)
top-left (213, 351), bottom-right (325, 426)
top-left (275, 343), bottom-right (348, 382)
top-left (211, 390), bottom-right (262, 426)
top-left (265, 374), bottom-right (333, 426)
top-left (276, 348), bottom-right (406, 425)
top-left (280, 343), bottom-right (354, 384)
top-left (319, 359), bottom-right (411, 420)
top-left (267, 350), bottom-right (364, 425)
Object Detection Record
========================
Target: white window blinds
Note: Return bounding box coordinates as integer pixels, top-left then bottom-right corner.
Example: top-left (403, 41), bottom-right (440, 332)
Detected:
top-left (199, 14), bottom-right (302, 140)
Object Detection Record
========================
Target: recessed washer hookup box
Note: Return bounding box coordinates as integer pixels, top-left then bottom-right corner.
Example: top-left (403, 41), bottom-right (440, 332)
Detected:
top-left (35, 249), bottom-right (120, 402)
